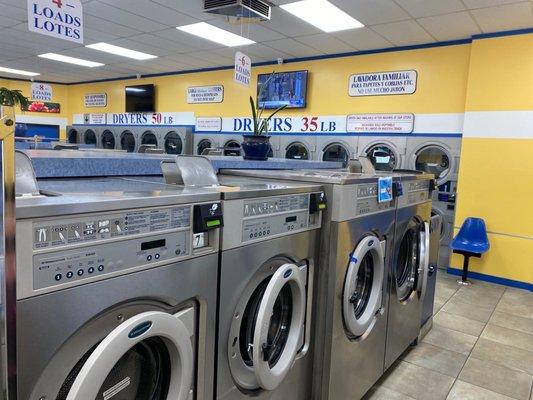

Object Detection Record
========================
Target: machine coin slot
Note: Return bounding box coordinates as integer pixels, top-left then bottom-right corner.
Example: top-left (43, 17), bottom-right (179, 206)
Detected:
top-left (141, 239), bottom-right (166, 251)
top-left (193, 202), bottom-right (223, 233)
top-left (285, 216), bottom-right (297, 223)
top-left (309, 192), bottom-right (327, 214)
top-left (392, 182), bottom-right (403, 198)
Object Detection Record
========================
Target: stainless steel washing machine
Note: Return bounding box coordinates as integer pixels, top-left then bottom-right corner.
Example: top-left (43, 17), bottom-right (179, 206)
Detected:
top-left (385, 173), bottom-right (433, 369)
top-left (316, 136), bottom-right (358, 168)
top-left (215, 174), bottom-right (325, 400)
top-left (221, 169), bottom-right (397, 400)
top-left (15, 172), bottom-right (223, 400)
top-left (118, 127), bottom-right (139, 153)
top-left (431, 200), bottom-right (455, 269)
top-left (280, 135), bottom-right (317, 160)
top-left (358, 136), bottom-right (407, 172)
top-left (194, 133), bottom-right (221, 155)
top-left (162, 127), bottom-right (193, 155)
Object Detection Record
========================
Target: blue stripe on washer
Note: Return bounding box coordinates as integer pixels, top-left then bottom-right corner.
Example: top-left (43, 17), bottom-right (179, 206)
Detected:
top-left (446, 267), bottom-right (533, 291)
top-left (350, 256), bottom-right (358, 263)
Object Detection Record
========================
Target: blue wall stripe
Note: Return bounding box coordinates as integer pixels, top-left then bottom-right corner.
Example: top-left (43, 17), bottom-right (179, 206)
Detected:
top-left (446, 267), bottom-right (533, 291)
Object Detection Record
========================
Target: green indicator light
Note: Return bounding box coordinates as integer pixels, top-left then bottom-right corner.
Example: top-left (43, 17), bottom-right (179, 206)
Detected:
top-left (206, 220), bottom-right (220, 227)
top-left (319, 204), bottom-right (326, 209)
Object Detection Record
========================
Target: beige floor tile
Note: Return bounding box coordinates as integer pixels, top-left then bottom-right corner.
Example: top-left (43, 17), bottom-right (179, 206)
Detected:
top-left (435, 284), bottom-right (459, 303)
top-left (471, 338), bottom-right (533, 375)
top-left (490, 311), bottom-right (533, 335)
top-left (447, 380), bottom-right (517, 400)
top-left (434, 297), bottom-right (446, 315)
top-left (434, 310), bottom-right (486, 337)
top-left (363, 385), bottom-right (416, 400)
top-left (380, 361), bottom-right (455, 400)
top-left (496, 289), bottom-right (533, 320)
top-left (452, 285), bottom-right (503, 308)
top-left (402, 342), bottom-right (467, 377)
top-left (481, 324), bottom-right (533, 353)
top-left (422, 325), bottom-right (478, 355)
top-left (441, 298), bottom-right (495, 323)
top-left (459, 357), bottom-right (533, 400)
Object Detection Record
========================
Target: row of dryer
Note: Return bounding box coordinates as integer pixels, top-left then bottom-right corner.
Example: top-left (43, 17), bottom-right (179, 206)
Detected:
top-left (13, 152), bottom-right (438, 400)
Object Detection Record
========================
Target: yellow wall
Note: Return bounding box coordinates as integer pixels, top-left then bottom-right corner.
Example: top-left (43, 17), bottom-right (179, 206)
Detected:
top-left (453, 34), bottom-right (533, 286)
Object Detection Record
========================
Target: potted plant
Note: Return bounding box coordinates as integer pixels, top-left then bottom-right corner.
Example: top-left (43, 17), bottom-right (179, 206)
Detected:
top-left (242, 73), bottom-right (287, 160)
top-left (0, 88), bottom-right (29, 131)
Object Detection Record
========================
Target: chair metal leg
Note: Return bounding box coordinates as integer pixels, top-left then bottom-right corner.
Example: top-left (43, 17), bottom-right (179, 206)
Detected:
top-left (457, 255), bottom-right (471, 286)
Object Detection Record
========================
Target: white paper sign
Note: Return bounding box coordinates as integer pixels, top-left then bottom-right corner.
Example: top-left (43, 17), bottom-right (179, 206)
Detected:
top-left (234, 52), bottom-right (251, 87)
top-left (27, 0), bottom-right (84, 44)
top-left (349, 70), bottom-right (417, 97)
top-left (84, 93), bottom-right (107, 108)
top-left (83, 113), bottom-right (106, 124)
top-left (31, 82), bottom-right (52, 101)
top-left (346, 114), bottom-right (415, 134)
top-left (187, 85), bottom-right (224, 104)
top-left (196, 117), bottom-right (222, 132)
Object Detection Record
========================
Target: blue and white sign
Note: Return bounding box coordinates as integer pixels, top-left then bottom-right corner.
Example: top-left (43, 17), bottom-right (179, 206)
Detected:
top-left (234, 52), bottom-right (251, 87)
top-left (31, 82), bottom-right (52, 101)
top-left (378, 177), bottom-right (393, 203)
top-left (221, 115), bottom-right (346, 134)
top-left (349, 70), bottom-right (417, 97)
top-left (27, 0), bottom-right (84, 44)
top-left (196, 117), bottom-right (222, 132)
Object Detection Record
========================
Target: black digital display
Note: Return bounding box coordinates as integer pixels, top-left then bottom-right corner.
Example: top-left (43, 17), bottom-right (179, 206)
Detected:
top-left (285, 216), bottom-right (297, 223)
top-left (141, 239), bottom-right (166, 251)
top-left (126, 84), bottom-right (155, 112)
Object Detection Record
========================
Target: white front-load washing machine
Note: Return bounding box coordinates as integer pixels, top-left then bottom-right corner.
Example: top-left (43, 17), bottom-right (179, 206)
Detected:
top-left (316, 136), bottom-right (358, 168)
top-left (15, 175), bottom-right (223, 400)
top-left (358, 136), bottom-right (408, 171)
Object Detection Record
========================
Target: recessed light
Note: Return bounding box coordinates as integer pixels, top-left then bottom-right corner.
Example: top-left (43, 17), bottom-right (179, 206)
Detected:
top-left (280, 0), bottom-right (364, 33)
top-left (176, 22), bottom-right (255, 47)
top-left (38, 53), bottom-right (104, 67)
top-left (0, 66), bottom-right (40, 77)
top-left (86, 43), bottom-right (157, 60)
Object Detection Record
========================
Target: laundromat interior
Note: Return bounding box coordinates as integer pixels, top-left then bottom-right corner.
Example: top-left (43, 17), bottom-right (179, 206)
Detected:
top-left (0, 1), bottom-right (532, 399)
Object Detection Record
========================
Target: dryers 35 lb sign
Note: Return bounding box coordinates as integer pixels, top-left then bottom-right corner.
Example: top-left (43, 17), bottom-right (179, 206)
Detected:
top-left (27, 0), bottom-right (84, 44)
top-left (349, 70), bottom-right (417, 97)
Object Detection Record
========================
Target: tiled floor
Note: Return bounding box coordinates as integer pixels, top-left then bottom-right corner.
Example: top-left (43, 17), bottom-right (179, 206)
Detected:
top-left (364, 272), bottom-right (533, 400)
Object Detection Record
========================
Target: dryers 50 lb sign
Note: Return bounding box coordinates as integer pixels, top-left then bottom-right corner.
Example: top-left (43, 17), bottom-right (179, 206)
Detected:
top-left (27, 0), bottom-right (84, 44)
top-left (349, 70), bottom-right (417, 97)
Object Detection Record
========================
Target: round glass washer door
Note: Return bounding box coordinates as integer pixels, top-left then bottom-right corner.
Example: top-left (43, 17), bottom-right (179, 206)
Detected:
top-left (141, 131), bottom-right (158, 146)
top-left (101, 130), bottom-right (115, 149)
top-left (322, 143), bottom-right (349, 167)
top-left (84, 129), bottom-right (97, 145)
top-left (58, 310), bottom-right (194, 400)
top-left (120, 131), bottom-right (136, 152)
top-left (224, 140), bottom-right (241, 156)
top-left (164, 131), bottom-right (183, 155)
top-left (285, 142), bottom-right (309, 160)
top-left (366, 144), bottom-right (397, 171)
top-left (197, 139), bottom-right (212, 155)
top-left (343, 236), bottom-right (384, 338)
top-left (414, 145), bottom-right (451, 184)
top-left (67, 129), bottom-right (78, 144)
top-left (228, 261), bottom-right (307, 391)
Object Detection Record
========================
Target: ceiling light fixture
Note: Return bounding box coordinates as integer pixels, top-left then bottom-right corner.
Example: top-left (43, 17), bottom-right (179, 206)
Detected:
top-left (86, 43), bottom-right (157, 60)
top-left (38, 53), bottom-right (104, 67)
top-left (280, 0), bottom-right (364, 32)
top-left (0, 66), bottom-right (40, 77)
top-left (176, 22), bottom-right (255, 47)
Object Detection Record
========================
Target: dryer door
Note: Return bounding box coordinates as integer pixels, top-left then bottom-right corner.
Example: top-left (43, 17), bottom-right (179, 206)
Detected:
top-left (101, 129), bottom-right (115, 149)
top-left (251, 263), bottom-right (307, 391)
top-left (223, 139), bottom-right (241, 156)
top-left (414, 145), bottom-right (453, 185)
top-left (120, 130), bottom-right (136, 152)
top-left (197, 138), bottom-right (212, 155)
top-left (285, 142), bottom-right (309, 160)
top-left (63, 309), bottom-right (194, 400)
top-left (366, 144), bottom-right (398, 171)
top-left (84, 129), bottom-right (97, 145)
top-left (141, 130), bottom-right (158, 147)
top-left (343, 236), bottom-right (384, 338)
top-left (164, 131), bottom-right (183, 154)
top-left (322, 143), bottom-right (349, 167)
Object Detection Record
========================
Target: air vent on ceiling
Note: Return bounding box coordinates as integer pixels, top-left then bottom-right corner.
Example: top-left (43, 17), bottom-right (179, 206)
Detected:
top-left (204, 0), bottom-right (271, 21)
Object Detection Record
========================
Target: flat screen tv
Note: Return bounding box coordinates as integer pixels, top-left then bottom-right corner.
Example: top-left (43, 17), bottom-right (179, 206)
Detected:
top-left (125, 84), bottom-right (155, 112)
top-left (257, 70), bottom-right (308, 109)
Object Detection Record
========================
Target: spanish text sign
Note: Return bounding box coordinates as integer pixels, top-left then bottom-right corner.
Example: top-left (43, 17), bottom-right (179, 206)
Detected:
top-left (349, 70), bottom-right (417, 97)
top-left (27, 0), bottom-right (83, 44)
top-left (346, 114), bottom-right (415, 133)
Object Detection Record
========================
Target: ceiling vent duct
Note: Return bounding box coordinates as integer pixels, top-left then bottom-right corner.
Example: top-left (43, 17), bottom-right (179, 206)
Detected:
top-left (204, 0), bottom-right (271, 22)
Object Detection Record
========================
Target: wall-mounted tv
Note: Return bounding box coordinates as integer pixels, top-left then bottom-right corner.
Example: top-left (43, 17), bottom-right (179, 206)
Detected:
top-left (125, 84), bottom-right (155, 112)
top-left (257, 70), bottom-right (308, 109)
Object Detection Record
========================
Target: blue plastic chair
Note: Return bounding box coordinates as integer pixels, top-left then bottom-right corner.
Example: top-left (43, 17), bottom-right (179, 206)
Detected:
top-left (451, 218), bottom-right (490, 284)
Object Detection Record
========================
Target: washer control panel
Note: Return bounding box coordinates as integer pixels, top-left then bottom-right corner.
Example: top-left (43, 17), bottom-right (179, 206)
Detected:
top-left (355, 183), bottom-right (395, 216)
top-left (399, 179), bottom-right (430, 207)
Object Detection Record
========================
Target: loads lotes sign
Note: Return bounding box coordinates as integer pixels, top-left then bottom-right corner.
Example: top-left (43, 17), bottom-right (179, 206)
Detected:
top-left (27, 0), bottom-right (83, 44)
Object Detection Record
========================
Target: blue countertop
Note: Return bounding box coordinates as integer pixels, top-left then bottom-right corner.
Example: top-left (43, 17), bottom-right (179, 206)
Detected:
top-left (20, 150), bottom-right (341, 178)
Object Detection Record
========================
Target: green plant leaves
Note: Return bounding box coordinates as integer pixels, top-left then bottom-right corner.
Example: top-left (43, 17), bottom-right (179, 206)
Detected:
top-left (0, 88), bottom-right (30, 109)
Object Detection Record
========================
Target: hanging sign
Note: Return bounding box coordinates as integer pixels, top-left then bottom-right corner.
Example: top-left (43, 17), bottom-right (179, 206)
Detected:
top-left (196, 117), bottom-right (222, 132)
top-left (27, 0), bottom-right (84, 44)
top-left (378, 177), bottom-right (393, 203)
top-left (234, 52), bottom-right (251, 87)
top-left (84, 93), bottom-right (107, 108)
top-left (346, 113), bottom-right (415, 134)
top-left (349, 70), bottom-right (417, 97)
top-left (187, 85), bottom-right (224, 104)
top-left (31, 82), bottom-right (52, 101)
top-left (83, 113), bottom-right (106, 124)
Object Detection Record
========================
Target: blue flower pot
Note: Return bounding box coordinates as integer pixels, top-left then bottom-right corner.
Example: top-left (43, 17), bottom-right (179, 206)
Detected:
top-left (242, 135), bottom-right (271, 160)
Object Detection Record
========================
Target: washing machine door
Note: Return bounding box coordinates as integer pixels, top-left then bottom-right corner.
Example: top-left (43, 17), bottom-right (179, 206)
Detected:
top-left (164, 131), bottom-right (183, 154)
top-left (101, 129), bottom-right (115, 149)
top-left (395, 219), bottom-right (423, 302)
top-left (197, 138), bottom-right (212, 155)
top-left (141, 130), bottom-right (158, 147)
top-left (84, 129), bottom-right (97, 145)
top-left (285, 142), bottom-right (309, 160)
top-left (366, 144), bottom-right (397, 171)
top-left (63, 310), bottom-right (194, 400)
top-left (224, 140), bottom-right (241, 156)
top-left (416, 221), bottom-right (430, 299)
top-left (343, 236), bottom-right (384, 338)
top-left (414, 145), bottom-right (452, 185)
top-left (322, 143), bottom-right (349, 167)
top-left (120, 130), bottom-right (136, 152)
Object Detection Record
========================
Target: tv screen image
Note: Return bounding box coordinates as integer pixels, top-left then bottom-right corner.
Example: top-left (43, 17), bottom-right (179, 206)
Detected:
top-left (257, 70), bottom-right (308, 109)
top-left (125, 84), bottom-right (155, 112)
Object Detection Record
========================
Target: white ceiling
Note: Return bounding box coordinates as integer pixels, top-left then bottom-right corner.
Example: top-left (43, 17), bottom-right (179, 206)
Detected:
top-left (0, 0), bottom-right (532, 83)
